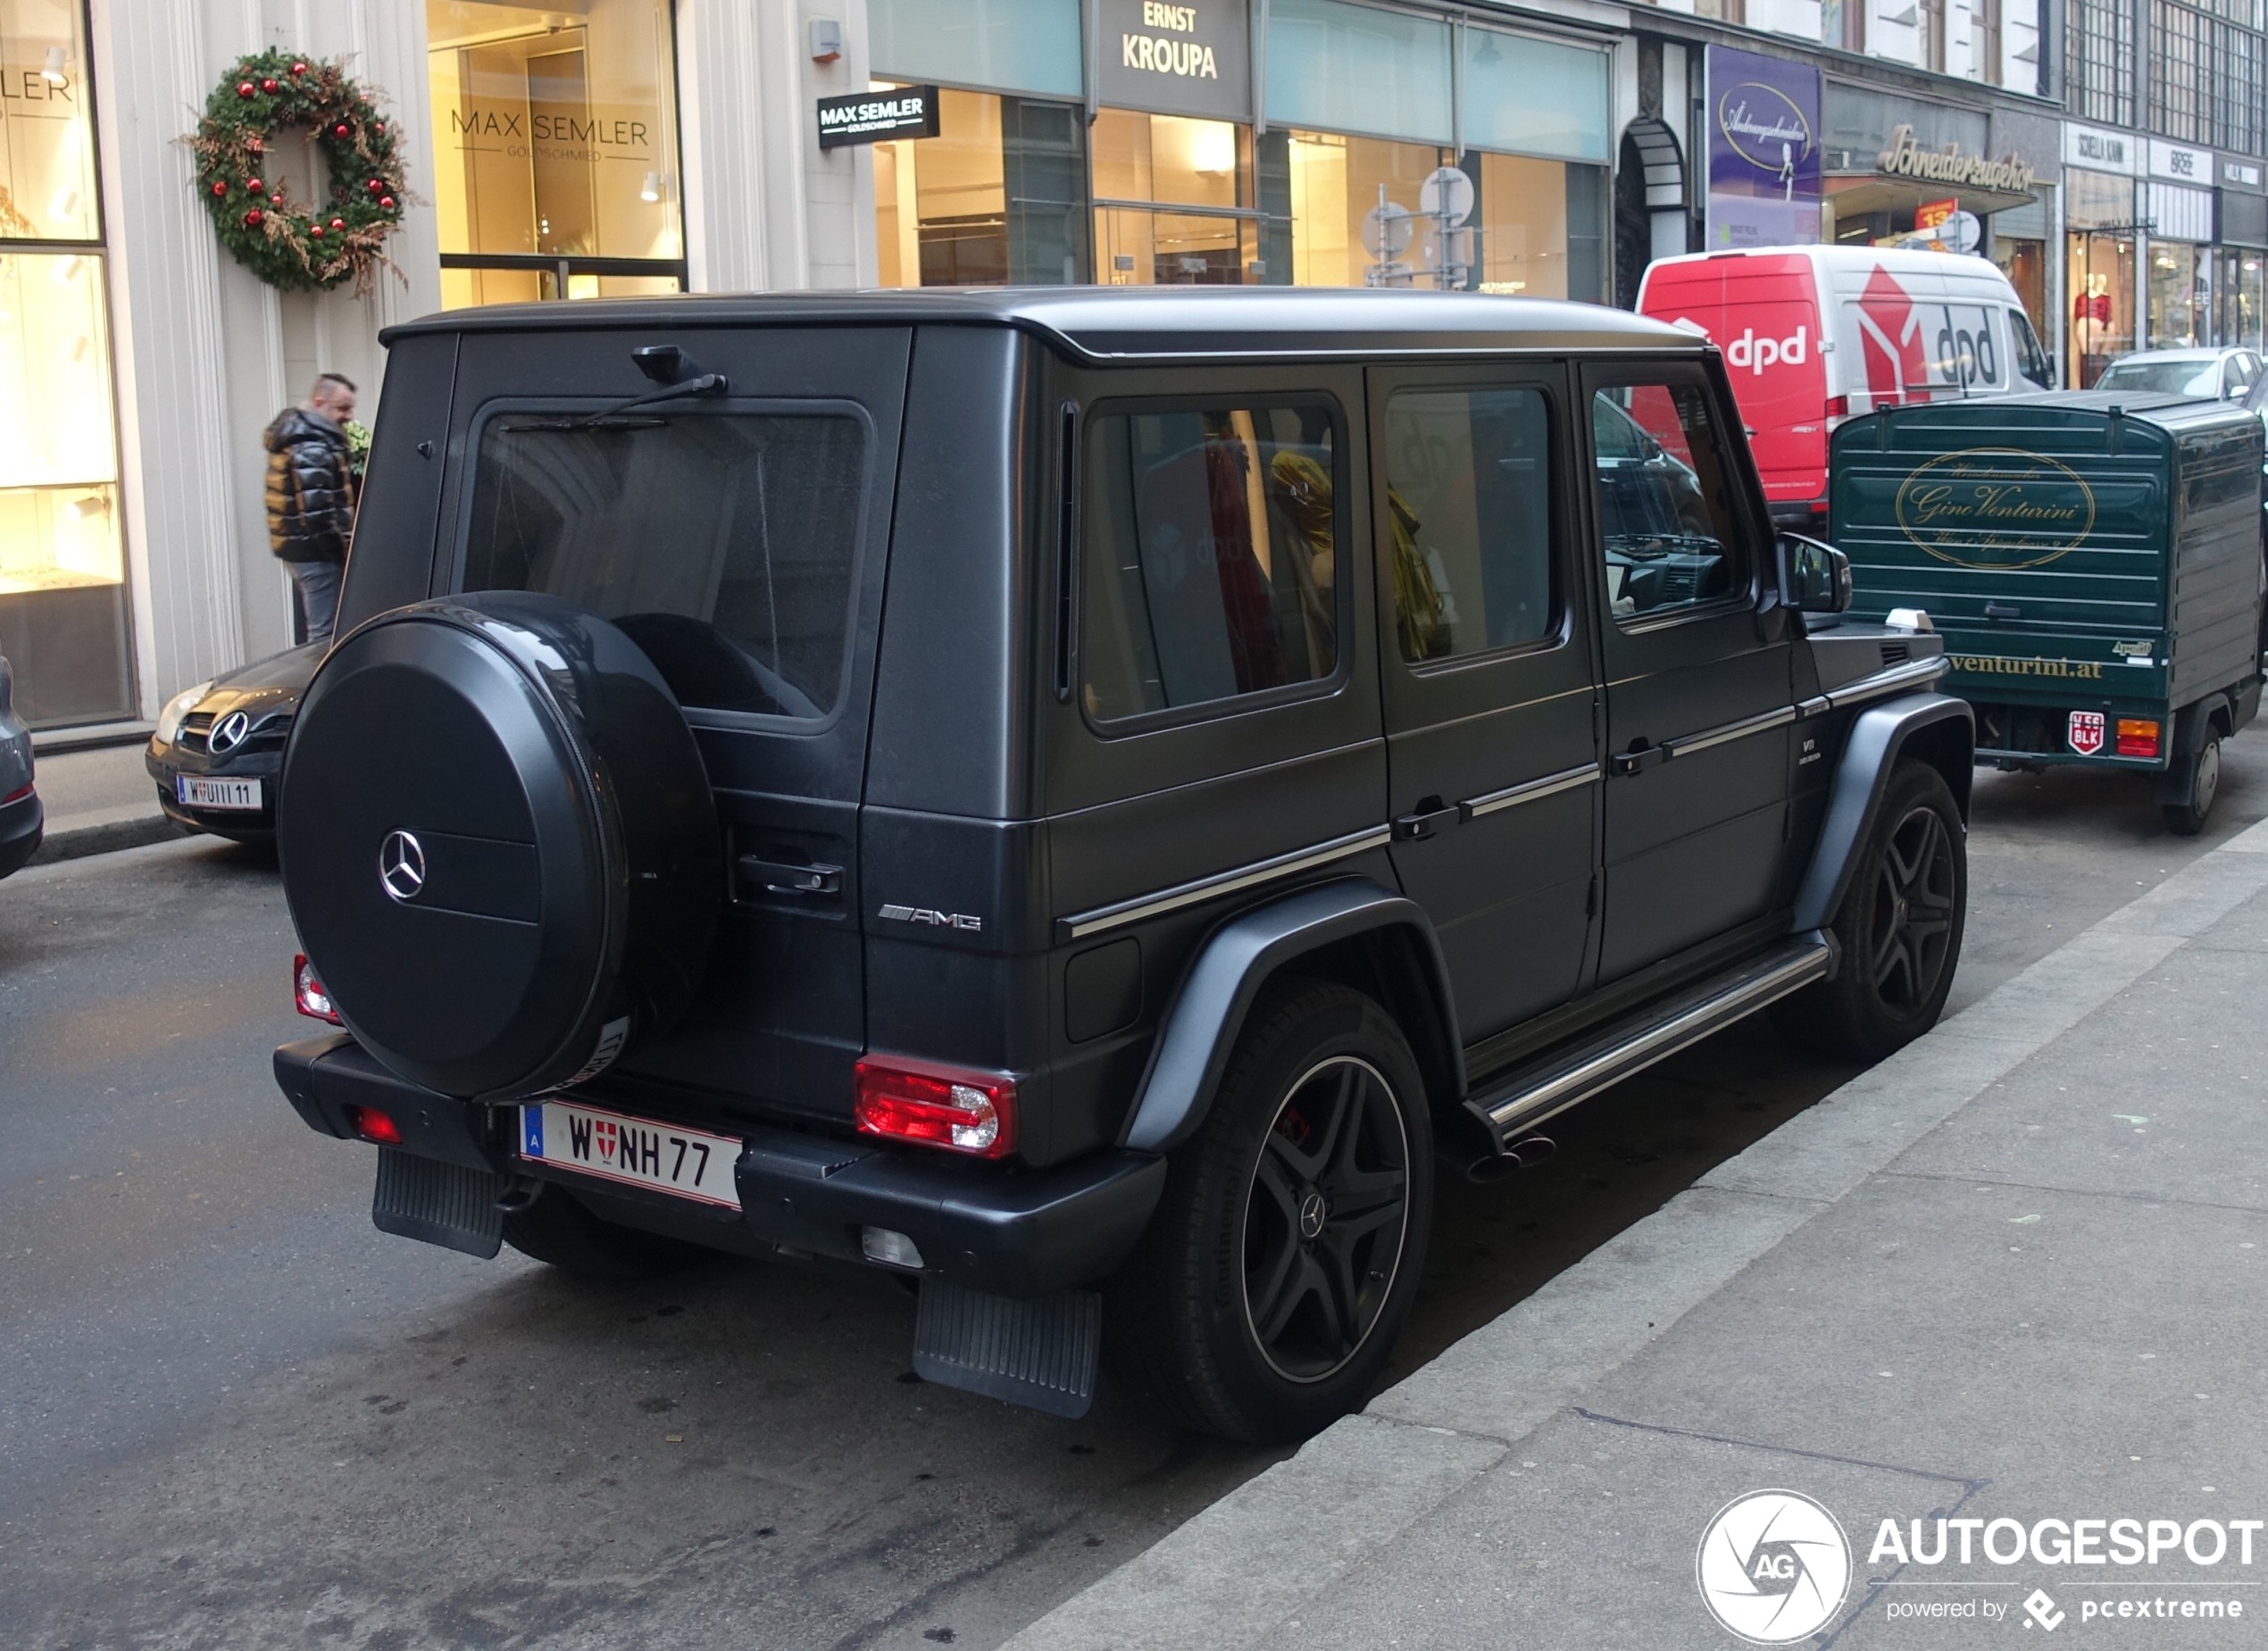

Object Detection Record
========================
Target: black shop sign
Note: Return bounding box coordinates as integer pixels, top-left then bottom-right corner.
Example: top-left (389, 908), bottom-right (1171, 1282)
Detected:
top-left (816, 86), bottom-right (939, 149)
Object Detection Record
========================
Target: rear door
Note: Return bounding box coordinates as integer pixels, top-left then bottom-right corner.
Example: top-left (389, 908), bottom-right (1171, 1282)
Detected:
top-left (1368, 361), bottom-right (1600, 1043)
top-left (1583, 360), bottom-right (1797, 981)
top-left (442, 323), bottom-right (912, 1117)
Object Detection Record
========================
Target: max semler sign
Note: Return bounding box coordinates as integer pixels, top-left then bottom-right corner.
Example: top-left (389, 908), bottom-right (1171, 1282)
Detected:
top-left (815, 86), bottom-right (939, 149)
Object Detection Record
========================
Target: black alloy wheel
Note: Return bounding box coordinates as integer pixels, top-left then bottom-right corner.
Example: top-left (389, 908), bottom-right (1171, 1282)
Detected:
top-left (1773, 759), bottom-right (1967, 1063)
top-left (1110, 980), bottom-right (1434, 1443)
top-left (1241, 1055), bottom-right (1413, 1384)
top-left (2162, 732), bottom-right (2222, 837)
top-left (1861, 801), bottom-right (1958, 1013)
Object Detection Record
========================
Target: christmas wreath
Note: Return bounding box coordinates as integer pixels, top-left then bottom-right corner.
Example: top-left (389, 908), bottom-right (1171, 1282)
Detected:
top-left (189, 50), bottom-right (406, 295)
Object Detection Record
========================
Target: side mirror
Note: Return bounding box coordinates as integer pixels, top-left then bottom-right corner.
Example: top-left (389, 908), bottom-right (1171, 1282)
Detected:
top-left (1778, 532), bottom-right (1853, 614)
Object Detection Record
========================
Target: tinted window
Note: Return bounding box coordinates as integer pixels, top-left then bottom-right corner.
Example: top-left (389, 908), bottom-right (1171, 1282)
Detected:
top-left (1382, 388), bottom-right (1555, 663)
top-left (462, 412), bottom-right (863, 717)
top-left (1080, 404), bottom-right (1339, 722)
top-left (2011, 310), bottom-right (2054, 388)
top-left (1591, 384), bottom-right (1741, 621)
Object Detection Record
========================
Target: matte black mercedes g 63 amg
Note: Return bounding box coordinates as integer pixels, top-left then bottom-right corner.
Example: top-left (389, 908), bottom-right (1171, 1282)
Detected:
top-left (273, 288), bottom-right (1971, 1444)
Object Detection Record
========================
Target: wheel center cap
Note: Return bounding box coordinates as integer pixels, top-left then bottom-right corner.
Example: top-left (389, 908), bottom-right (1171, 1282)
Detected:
top-left (1298, 1191), bottom-right (1328, 1239)
top-left (1896, 897), bottom-right (1910, 924)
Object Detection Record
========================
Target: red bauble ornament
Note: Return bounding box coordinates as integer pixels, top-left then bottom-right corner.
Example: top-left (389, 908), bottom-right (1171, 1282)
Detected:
top-left (309, 223), bottom-right (325, 238)
top-left (329, 215), bottom-right (345, 229)
top-left (211, 180), bottom-right (228, 196)
top-left (237, 81), bottom-right (255, 97)
top-left (366, 178), bottom-right (384, 193)
top-left (290, 62), bottom-right (308, 77)
top-left (373, 121), bottom-right (386, 134)
top-left (244, 209), bottom-right (264, 227)
top-left (247, 137), bottom-right (263, 153)
top-left (334, 123), bottom-right (350, 138)
top-left (260, 78), bottom-right (279, 92)
top-left (379, 196), bottom-right (396, 210)
top-left (268, 191), bottom-right (282, 204)
top-left (246, 177), bottom-right (263, 193)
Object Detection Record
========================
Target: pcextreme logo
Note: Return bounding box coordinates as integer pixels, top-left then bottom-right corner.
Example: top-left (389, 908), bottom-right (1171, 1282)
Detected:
top-left (1697, 1489), bottom-right (1852, 1643)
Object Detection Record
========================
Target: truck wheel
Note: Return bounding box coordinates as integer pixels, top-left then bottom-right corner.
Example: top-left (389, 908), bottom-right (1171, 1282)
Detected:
top-left (1111, 980), bottom-right (1432, 1444)
top-left (2162, 732), bottom-right (2222, 837)
top-left (502, 1184), bottom-right (708, 1281)
top-left (1777, 760), bottom-right (1965, 1063)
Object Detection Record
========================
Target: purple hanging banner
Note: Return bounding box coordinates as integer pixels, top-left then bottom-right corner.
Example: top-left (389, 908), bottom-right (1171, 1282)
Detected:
top-left (1705, 45), bottom-right (1823, 249)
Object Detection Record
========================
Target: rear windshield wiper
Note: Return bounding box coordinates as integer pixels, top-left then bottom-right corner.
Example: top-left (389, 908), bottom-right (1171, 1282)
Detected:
top-left (504, 371), bottom-right (731, 433)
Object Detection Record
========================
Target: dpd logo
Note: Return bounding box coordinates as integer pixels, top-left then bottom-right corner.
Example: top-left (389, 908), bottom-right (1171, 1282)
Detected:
top-left (1725, 326), bottom-right (1809, 376)
top-left (1697, 1490), bottom-right (1852, 1644)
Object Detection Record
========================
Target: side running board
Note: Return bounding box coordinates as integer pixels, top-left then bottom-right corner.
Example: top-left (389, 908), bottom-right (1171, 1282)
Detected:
top-left (1464, 936), bottom-right (1835, 1155)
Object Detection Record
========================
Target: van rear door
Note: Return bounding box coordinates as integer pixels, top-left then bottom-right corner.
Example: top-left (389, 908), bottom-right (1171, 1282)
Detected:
top-left (1640, 254), bottom-right (1829, 515)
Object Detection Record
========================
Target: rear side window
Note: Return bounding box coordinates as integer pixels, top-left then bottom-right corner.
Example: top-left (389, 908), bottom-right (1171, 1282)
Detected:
top-left (462, 411), bottom-right (865, 719)
top-left (1080, 404), bottom-right (1340, 724)
top-left (1381, 387), bottom-right (1554, 663)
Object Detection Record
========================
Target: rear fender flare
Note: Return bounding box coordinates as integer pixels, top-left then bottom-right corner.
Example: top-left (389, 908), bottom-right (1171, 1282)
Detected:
top-left (1117, 880), bottom-right (1462, 1156)
top-left (1791, 693), bottom-right (1975, 937)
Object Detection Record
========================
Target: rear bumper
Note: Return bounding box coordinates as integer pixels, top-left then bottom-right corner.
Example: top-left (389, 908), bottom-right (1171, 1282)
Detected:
top-left (274, 1035), bottom-right (1164, 1297)
top-left (0, 787), bottom-right (44, 878)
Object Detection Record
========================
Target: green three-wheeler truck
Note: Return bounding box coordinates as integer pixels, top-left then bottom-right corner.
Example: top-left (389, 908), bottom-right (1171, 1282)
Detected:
top-left (1830, 390), bottom-right (2264, 833)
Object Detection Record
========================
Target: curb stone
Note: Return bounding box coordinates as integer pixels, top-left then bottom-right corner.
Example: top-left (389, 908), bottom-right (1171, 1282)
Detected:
top-left (1000, 813), bottom-right (2268, 1651)
top-left (23, 805), bottom-right (183, 868)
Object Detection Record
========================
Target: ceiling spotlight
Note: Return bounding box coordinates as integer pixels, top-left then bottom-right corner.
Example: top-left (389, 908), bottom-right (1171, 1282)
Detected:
top-left (640, 171), bottom-right (662, 204)
top-left (42, 46), bottom-right (68, 86)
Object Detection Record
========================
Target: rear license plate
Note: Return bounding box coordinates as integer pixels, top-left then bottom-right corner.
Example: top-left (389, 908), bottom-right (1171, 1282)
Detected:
top-left (177, 774), bottom-right (263, 811)
top-left (518, 1098), bottom-right (742, 1211)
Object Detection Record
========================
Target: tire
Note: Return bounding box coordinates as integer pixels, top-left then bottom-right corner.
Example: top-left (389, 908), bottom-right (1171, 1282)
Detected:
top-left (2162, 731), bottom-right (2222, 837)
top-left (1111, 980), bottom-right (1433, 1444)
top-left (502, 1184), bottom-right (709, 1281)
top-left (1775, 760), bottom-right (1966, 1063)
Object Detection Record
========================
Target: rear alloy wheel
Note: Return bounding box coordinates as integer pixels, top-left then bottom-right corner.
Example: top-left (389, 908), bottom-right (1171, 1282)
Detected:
top-left (2162, 732), bottom-right (2222, 837)
top-left (1775, 760), bottom-right (1965, 1063)
top-left (1112, 980), bottom-right (1432, 1443)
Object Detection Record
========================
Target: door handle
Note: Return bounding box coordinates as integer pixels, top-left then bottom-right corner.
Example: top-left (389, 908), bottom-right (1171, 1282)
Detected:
top-left (1609, 743), bottom-right (1667, 778)
top-left (1392, 798), bottom-right (1460, 841)
top-left (738, 855), bottom-right (843, 896)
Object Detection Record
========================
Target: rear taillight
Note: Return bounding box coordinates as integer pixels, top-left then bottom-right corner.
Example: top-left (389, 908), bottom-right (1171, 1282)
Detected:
top-left (853, 1056), bottom-right (1017, 1158)
top-left (294, 953), bottom-right (342, 1024)
top-left (344, 1104), bottom-right (402, 1145)
top-left (1, 782), bottom-right (31, 806)
top-left (1824, 396), bottom-right (1850, 419)
top-left (2116, 718), bottom-right (2162, 758)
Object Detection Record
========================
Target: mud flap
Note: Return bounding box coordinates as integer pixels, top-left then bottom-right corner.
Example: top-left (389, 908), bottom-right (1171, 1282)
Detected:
top-left (913, 1278), bottom-right (1101, 1419)
top-left (372, 1147), bottom-right (504, 1258)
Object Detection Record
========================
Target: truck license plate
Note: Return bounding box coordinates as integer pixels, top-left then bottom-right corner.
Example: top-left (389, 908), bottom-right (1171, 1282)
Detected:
top-left (518, 1098), bottom-right (742, 1210)
top-left (178, 774), bottom-right (263, 810)
top-left (2068, 711), bottom-right (2105, 755)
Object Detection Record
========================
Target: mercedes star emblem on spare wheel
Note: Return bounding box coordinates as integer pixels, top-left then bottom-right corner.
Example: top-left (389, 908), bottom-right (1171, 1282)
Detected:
top-left (206, 710), bottom-right (251, 754)
top-left (379, 830), bottom-right (427, 903)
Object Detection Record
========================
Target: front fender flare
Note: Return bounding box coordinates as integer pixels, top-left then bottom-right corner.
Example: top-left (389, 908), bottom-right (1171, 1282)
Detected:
top-left (1118, 879), bottom-right (1460, 1156)
top-left (1791, 692), bottom-right (1974, 935)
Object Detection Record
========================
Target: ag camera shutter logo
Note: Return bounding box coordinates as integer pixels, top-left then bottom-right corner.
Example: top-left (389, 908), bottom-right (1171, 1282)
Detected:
top-left (1697, 1489), bottom-right (1852, 1643)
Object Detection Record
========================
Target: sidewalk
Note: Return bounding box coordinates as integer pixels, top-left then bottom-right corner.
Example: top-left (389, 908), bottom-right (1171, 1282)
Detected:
top-left (24, 741), bottom-right (179, 866)
top-left (1007, 822), bottom-right (2268, 1647)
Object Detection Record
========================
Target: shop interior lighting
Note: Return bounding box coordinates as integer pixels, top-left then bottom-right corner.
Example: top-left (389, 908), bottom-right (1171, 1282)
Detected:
top-left (41, 46), bottom-right (69, 86)
top-left (70, 495), bottom-right (107, 520)
top-left (1192, 123), bottom-right (1236, 177)
top-left (51, 188), bottom-right (78, 221)
top-left (640, 171), bottom-right (663, 203)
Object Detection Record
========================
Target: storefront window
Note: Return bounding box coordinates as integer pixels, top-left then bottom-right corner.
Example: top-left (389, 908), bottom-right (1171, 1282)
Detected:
top-left (2066, 169), bottom-right (2137, 387)
top-left (0, 0), bottom-right (132, 727)
top-left (2148, 239), bottom-right (2210, 347)
top-left (2216, 247), bottom-right (2265, 350)
top-left (1994, 238), bottom-right (2047, 341)
top-left (1093, 108), bottom-right (1258, 284)
top-left (873, 87), bottom-right (1087, 286)
top-left (426, 0), bottom-right (686, 306)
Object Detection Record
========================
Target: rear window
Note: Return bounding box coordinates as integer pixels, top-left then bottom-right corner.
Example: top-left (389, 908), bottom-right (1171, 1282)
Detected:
top-left (461, 410), bottom-right (865, 719)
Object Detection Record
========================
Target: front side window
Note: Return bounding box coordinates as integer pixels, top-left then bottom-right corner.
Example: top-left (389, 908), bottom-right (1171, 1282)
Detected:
top-left (463, 411), bottom-right (865, 718)
top-left (1381, 387), bottom-right (1555, 663)
top-left (1080, 404), bottom-right (1339, 722)
top-left (1591, 384), bottom-right (1743, 621)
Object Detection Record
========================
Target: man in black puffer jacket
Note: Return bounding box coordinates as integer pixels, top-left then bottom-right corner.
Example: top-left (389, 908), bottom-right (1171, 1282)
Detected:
top-left (264, 372), bottom-right (358, 644)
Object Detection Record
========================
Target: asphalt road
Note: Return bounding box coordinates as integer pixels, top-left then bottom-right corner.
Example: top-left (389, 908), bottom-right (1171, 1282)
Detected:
top-left (2, 743), bottom-right (2260, 1651)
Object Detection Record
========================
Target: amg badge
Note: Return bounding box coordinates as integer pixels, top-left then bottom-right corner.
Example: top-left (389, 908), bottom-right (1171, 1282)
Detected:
top-left (879, 904), bottom-right (983, 932)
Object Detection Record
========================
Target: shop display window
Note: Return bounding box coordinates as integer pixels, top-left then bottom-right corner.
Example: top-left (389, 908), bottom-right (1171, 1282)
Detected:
top-left (0, 0), bottom-right (132, 726)
top-left (873, 86), bottom-right (1087, 286)
top-left (2068, 233), bottom-right (2136, 388)
top-left (1092, 108), bottom-right (1257, 285)
top-left (426, 0), bottom-right (686, 305)
top-left (2216, 247), bottom-right (2265, 351)
top-left (2147, 240), bottom-right (2209, 348)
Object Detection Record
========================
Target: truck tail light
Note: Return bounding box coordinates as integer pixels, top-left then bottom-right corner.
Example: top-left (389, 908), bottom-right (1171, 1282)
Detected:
top-left (1824, 396), bottom-right (1850, 419)
top-left (2116, 718), bottom-right (2162, 757)
top-left (343, 1104), bottom-right (402, 1145)
top-left (295, 953), bottom-right (343, 1024)
top-left (854, 1056), bottom-right (1017, 1158)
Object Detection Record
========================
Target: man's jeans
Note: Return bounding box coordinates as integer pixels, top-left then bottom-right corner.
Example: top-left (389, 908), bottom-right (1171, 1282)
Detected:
top-left (286, 558), bottom-right (341, 646)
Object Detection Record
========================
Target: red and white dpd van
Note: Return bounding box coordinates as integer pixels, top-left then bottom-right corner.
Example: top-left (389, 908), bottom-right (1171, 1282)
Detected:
top-left (1638, 246), bottom-right (2055, 528)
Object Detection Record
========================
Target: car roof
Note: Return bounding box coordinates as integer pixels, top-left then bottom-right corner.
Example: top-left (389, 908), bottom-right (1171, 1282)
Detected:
top-left (2107, 347), bottom-right (2241, 364)
top-left (379, 286), bottom-right (1705, 363)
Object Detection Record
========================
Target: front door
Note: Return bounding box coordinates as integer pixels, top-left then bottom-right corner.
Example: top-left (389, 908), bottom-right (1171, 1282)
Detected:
top-left (1372, 364), bottom-right (1601, 1044)
top-left (1582, 363), bottom-right (1797, 983)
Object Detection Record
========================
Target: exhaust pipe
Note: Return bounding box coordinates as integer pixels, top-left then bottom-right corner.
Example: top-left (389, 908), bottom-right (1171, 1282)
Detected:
top-left (1466, 1134), bottom-right (1556, 1183)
